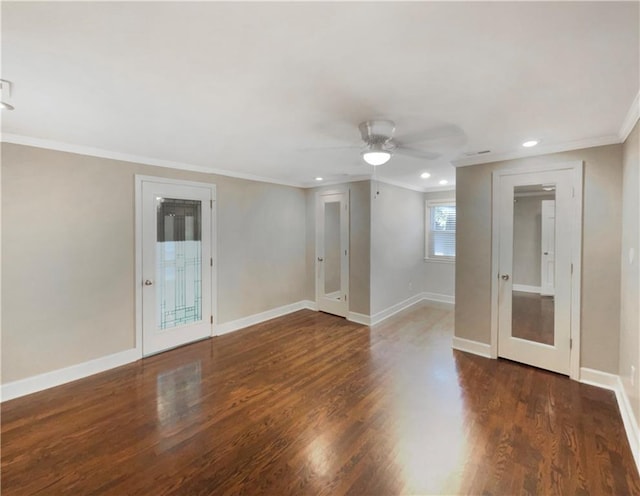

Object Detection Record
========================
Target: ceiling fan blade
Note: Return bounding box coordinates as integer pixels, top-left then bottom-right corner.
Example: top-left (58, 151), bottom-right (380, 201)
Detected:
top-left (297, 145), bottom-right (360, 152)
top-left (394, 147), bottom-right (441, 160)
top-left (394, 124), bottom-right (466, 146)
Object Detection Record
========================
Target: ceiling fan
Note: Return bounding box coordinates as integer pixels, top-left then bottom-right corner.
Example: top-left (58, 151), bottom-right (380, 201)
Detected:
top-left (357, 119), bottom-right (442, 166)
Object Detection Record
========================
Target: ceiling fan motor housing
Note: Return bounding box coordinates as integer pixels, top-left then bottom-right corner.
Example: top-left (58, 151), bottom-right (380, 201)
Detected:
top-left (359, 120), bottom-right (396, 148)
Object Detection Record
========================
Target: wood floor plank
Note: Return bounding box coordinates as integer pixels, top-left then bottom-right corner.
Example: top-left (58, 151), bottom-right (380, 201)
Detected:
top-left (2, 302), bottom-right (639, 495)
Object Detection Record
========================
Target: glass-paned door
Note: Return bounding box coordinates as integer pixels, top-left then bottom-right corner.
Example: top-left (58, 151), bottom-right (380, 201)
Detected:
top-left (496, 170), bottom-right (573, 375)
top-left (141, 179), bottom-right (214, 356)
top-left (316, 190), bottom-right (349, 317)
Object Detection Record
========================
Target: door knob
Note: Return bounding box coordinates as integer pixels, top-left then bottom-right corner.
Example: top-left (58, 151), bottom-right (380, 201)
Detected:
top-left (317, 257), bottom-right (324, 262)
top-left (144, 280), bottom-right (153, 286)
top-left (501, 274), bottom-right (510, 281)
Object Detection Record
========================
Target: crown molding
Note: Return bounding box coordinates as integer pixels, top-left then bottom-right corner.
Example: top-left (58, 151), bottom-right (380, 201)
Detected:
top-left (0, 133), bottom-right (304, 188)
top-left (619, 89), bottom-right (640, 143)
top-left (373, 176), bottom-right (433, 193)
top-left (452, 134), bottom-right (621, 167)
top-left (301, 174), bottom-right (370, 189)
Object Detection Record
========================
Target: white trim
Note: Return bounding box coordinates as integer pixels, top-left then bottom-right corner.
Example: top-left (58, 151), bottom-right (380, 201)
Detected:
top-left (490, 161), bottom-right (583, 381)
top-left (2, 133), bottom-right (302, 188)
top-left (373, 176), bottom-right (427, 193)
top-left (370, 293), bottom-right (425, 325)
top-left (1, 349), bottom-right (140, 402)
top-left (421, 291), bottom-right (455, 306)
top-left (452, 337), bottom-right (492, 358)
top-left (579, 367), bottom-right (620, 389)
top-left (214, 300), bottom-right (314, 336)
top-left (347, 312), bottom-right (371, 325)
top-left (303, 299), bottom-right (318, 311)
top-left (423, 257), bottom-right (455, 265)
top-left (512, 284), bottom-right (542, 294)
top-left (453, 135), bottom-right (620, 168)
top-left (580, 368), bottom-right (640, 474)
top-left (348, 292), bottom-right (454, 326)
top-left (619, 90), bottom-right (640, 142)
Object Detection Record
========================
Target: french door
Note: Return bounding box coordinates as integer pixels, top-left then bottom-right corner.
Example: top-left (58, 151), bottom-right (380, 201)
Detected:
top-left (495, 169), bottom-right (576, 375)
top-left (138, 177), bottom-right (215, 356)
top-left (316, 189), bottom-right (349, 317)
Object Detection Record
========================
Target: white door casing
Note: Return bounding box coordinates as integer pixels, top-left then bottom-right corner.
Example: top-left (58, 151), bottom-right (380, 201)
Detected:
top-left (136, 176), bottom-right (216, 356)
top-left (316, 189), bottom-right (349, 317)
top-left (490, 161), bottom-right (583, 380)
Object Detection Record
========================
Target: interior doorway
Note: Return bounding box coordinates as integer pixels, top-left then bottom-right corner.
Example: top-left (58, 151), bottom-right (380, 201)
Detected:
top-left (316, 188), bottom-right (349, 317)
top-left (491, 162), bottom-right (583, 378)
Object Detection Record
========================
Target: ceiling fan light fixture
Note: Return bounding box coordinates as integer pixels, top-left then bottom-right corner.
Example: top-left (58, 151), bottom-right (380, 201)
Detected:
top-left (362, 142), bottom-right (391, 166)
top-left (362, 151), bottom-right (391, 166)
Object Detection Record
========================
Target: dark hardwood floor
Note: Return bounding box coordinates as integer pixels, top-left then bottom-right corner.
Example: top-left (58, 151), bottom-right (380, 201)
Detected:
top-left (2, 302), bottom-right (638, 495)
top-left (512, 291), bottom-right (555, 345)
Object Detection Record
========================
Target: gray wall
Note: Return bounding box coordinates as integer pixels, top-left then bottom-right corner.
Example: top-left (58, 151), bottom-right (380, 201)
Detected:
top-left (456, 144), bottom-right (623, 373)
top-left (423, 189), bottom-right (456, 299)
top-left (619, 121), bottom-right (640, 425)
top-left (370, 181), bottom-right (425, 315)
top-left (2, 143), bottom-right (307, 383)
top-left (304, 181), bottom-right (371, 315)
top-left (513, 195), bottom-right (553, 288)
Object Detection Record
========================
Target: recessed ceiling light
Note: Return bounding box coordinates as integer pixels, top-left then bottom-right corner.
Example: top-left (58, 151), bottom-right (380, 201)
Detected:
top-left (420, 172), bottom-right (431, 179)
top-left (439, 179), bottom-right (448, 185)
top-left (522, 140), bottom-right (539, 148)
top-left (315, 177), bottom-right (323, 181)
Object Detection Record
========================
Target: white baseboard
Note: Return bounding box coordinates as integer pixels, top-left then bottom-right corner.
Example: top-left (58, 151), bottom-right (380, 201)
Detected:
top-left (1, 348), bottom-right (140, 402)
top-left (346, 292), bottom-right (454, 327)
top-left (370, 293), bottom-right (425, 325)
top-left (421, 291), bottom-right (455, 306)
top-left (512, 284), bottom-right (542, 294)
top-left (347, 312), bottom-right (371, 325)
top-left (580, 367), bottom-right (640, 474)
top-left (452, 336), bottom-right (492, 358)
top-left (215, 300), bottom-right (315, 336)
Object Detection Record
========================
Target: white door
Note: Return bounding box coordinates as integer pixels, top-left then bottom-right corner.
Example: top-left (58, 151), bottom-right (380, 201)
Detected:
top-left (540, 200), bottom-right (556, 296)
top-left (140, 178), bottom-right (214, 356)
top-left (497, 171), bottom-right (573, 375)
top-left (316, 190), bottom-right (349, 317)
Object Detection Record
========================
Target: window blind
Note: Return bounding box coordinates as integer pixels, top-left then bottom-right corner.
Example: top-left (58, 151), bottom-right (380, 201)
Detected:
top-left (428, 204), bottom-right (456, 258)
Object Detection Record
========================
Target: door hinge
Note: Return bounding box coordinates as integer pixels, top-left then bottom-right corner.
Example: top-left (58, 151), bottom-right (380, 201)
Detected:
top-left (345, 249), bottom-right (347, 256)
top-left (210, 257), bottom-right (213, 267)
top-left (572, 187), bottom-right (575, 198)
top-left (345, 294), bottom-right (347, 302)
top-left (570, 338), bottom-right (573, 350)
top-left (210, 199), bottom-right (213, 208)
top-left (210, 315), bottom-right (213, 324)
top-left (571, 263), bottom-right (573, 274)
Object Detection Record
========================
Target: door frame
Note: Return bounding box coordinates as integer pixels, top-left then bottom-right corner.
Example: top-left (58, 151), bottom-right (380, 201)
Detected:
top-left (490, 161), bottom-right (583, 380)
top-left (134, 175), bottom-right (217, 357)
top-left (315, 186), bottom-right (350, 317)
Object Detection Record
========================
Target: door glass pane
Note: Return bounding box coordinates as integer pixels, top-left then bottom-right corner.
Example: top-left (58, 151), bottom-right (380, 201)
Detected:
top-left (512, 185), bottom-right (555, 345)
top-left (156, 198), bottom-right (202, 330)
top-left (324, 201), bottom-right (341, 298)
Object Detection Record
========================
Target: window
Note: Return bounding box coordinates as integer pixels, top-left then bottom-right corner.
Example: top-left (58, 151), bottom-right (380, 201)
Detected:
top-left (426, 200), bottom-right (456, 260)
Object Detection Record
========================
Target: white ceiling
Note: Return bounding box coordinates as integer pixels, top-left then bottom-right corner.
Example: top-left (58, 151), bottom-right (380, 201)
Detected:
top-left (2, 2), bottom-right (638, 191)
